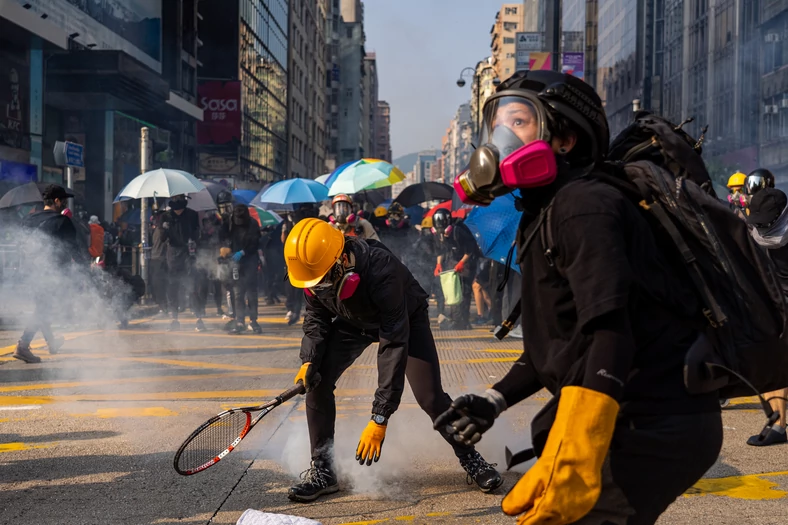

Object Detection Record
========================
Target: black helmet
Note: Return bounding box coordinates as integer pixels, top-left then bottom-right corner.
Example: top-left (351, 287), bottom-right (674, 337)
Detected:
top-left (216, 190), bottom-right (233, 204)
top-left (432, 208), bottom-right (451, 233)
top-left (744, 168), bottom-right (776, 196)
top-left (486, 70), bottom-right (609, 165)
top-left (388, 202), bottom-right (404, 217)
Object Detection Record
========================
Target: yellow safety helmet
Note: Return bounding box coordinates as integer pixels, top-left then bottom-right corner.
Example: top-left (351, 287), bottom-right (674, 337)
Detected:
top-left (727, 172), bottom-right (747, 189)
top-left (421, 216), bottom-right (433, 229)
top-left (284, 218), bottom-right (345, 288)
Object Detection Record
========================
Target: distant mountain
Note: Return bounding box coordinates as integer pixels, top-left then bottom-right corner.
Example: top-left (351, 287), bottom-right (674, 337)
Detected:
top-left (393, 152), bottom-right (419, 174)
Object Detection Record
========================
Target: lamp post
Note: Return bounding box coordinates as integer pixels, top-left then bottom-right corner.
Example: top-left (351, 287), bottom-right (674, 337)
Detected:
top-left (457, 63), bottom-right (500, 142)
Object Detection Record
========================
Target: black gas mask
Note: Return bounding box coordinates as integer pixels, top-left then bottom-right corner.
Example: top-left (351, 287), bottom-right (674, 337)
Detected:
top-left (170, 195), bottom-right (187, 211)
top-left (233, 205), bottom-right (251, 226)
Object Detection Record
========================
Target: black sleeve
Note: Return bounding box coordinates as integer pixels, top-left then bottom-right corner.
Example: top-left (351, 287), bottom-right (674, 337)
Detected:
top-left (299, 292), bottom-right (334, 367)
top-left (581, 308), bottom-right (636, 400)
top-left (242, 225), bottom-right (260, 255)
top-left (369, 256), bottom-right (410, 418)
top-left (455, 223), bottom-right (479, 258)
top-left (492, 351), bottom-right (544, 407)
top-left (59, 218), bottom-right (87, 263)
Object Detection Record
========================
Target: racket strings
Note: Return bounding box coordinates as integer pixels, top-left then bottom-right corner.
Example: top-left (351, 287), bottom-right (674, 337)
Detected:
top-left (177, 411), bottom-right (250, 471)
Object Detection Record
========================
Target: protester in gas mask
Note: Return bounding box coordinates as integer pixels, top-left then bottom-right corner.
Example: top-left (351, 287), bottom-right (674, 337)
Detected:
top-left (744, 168), bottom-right (776, 200)
top-left (431, 208), bottom-right (478, 330)
top-left (329, 194), bottom-right (379, 241)
top-left (220, 204), bottom-right (262, 334)
top-left (745, 187), bottom-right (788, 447)
top-left (283, 218), bottom-right (501, 503)
top-left (727, 171), bottom-right (748, 219)
top-left (378, 202), bottom-right (412, 258)
top-left (438, 70), bottom-right (721, 525)
top-left (160, 194), bottom-right (202, 331)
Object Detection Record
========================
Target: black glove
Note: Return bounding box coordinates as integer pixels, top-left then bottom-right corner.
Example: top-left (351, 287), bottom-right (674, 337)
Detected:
top-left (433, 390), bottom-right (507, 446)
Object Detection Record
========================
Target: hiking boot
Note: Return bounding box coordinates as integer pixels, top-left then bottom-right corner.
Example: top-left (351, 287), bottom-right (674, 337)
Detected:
top-left (46, 337), bottom-right (65, 354)
top-left (13, 343), bottom-right (41, 364)
top-left (228, 322), bottom-right (246, 334)
top-left (249, 320), bottom-right (262, 334)
top-left (287, 312), bottom-right (300, 326)
top-left (459, 451), bottom-right (503, 493)
top-left (287, 461), bottom-right (339, 503)
top-left (167, 320), bottom-right (181, 332)
top-left (195, 319), bottom-right (206, 332)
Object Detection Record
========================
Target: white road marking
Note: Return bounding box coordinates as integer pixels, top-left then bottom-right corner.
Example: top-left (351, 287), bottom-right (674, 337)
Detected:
top-left (0, 405), bottom-right (42, 411)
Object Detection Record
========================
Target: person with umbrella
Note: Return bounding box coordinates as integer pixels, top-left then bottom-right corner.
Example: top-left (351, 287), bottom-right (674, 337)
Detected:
top-left (220, 204), bottom-right (262, 334)
top-left (430, 208), bottom-right (479, 330)
top-left (284, 218), bottom-right (502, 502)
top-left (160, 194), bottom-right (203, 332)
top-left (329, 194), bottom-right (379, 241)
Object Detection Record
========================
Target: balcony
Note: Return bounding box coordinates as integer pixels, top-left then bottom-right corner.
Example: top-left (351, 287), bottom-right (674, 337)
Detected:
top-left (762, 64), bottom-right (788, 98)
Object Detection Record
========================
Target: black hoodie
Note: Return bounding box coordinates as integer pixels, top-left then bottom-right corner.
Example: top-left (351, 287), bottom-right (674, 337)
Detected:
top-left (23, 209), bottom-right (85, 265)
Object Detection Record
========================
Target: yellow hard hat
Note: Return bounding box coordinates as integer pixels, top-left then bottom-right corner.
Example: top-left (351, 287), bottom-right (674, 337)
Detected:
top-left (284, 218), bottom-right (345, 288)
top-left (727, 172), bottom-right (747, 189)
top-left (421, 216), bottom-right (433, 229)
top-left (374, 206), bottom-right (388, 217)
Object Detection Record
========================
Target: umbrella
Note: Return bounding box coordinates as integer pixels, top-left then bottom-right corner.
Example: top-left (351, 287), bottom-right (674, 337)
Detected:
top-left (251, 206), bottom-right (284, 227)
top-left (425, 200), bottom-right (471, 220)
top-left (315, 174), bottom-right (330, 185)
top-left (464, 193), bottom-right (521, 273)
top-left (0, 182), bottom-right (43, 209)
top-left (232, 189), bottom-right (258, 205)
top-left (115, 168), bottom-right (205, 200)
top-left (198, 179), bottom-right (230, 201)
top-left (118, 206), bottom-right (142, 225)
top-left (394, 182), bottom-right (453, 207)
top-left (256, 178), bottom-right (329, 206)
top-left (187, 188), bottom-right (218, 212)
top-left (327, 159), bottom-right (406, 196)
top-left (322, 160), bottom-right (357, 188)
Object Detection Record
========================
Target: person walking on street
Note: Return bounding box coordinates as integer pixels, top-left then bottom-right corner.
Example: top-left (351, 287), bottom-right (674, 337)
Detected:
top-left (14, 185), bottom-right (83, 363)
top-left (221, 204), bottom-right (262, 334)
top-left (160, 194), bottom-right (202, 331)
top-left (284, 218), bottom-right (502, 503)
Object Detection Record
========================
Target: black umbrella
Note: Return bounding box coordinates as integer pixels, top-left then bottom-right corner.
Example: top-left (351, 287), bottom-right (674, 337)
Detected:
top-left (393, 182), bottom-right (453, 207)
top-left (0, 182), bottom-right (43, 209)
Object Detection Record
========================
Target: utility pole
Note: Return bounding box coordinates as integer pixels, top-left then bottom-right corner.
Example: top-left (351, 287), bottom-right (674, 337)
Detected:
top-left (65, 165), bottom-right (74, 212)
top-left (139, 127), bottom-right (151, 294)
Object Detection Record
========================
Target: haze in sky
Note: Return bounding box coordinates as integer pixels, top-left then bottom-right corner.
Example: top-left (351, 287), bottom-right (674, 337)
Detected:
top-left (364, 0), bottom-right (499, 158)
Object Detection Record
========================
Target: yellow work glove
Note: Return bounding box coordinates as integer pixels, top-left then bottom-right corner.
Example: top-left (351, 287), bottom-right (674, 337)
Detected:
top-left (502, 386), bottom-right (619, 525)
top-left (355, 420), bottom-right (387, 466)
top-left (294, 362), bottom-right (320, 392)
top-left (219, 247), bottom-right (232, 258)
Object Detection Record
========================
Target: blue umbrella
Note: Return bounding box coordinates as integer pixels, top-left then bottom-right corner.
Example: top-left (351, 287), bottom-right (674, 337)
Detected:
top-left (254, 178), bottom-right (329, 206)
top-left (232, 189), bottom-right (258, 205)
top-left (464, 193), bottom-right (521, 273)
top-left (118, 207), bottom-right (142, 226)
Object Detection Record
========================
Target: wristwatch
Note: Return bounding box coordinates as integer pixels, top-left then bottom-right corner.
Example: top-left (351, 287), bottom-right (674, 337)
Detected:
top-left (371, 414), bottom-right (388, 426)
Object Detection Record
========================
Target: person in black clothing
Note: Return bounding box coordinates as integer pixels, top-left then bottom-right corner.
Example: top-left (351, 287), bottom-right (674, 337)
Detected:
top-left (221, 204), bottom-right (262, 334)
top-left (149, 210), bottom-right (168, 314)
top-left (160, 194), bottom-right (202, 331)
top-left (378, 202), bottom-right (412, 258)
top-left (437, 71), bottom-right (722, 525)
top-left (200, 215), bottom-right (225, 317)
top-left (745, 187), bottom-right (788, 447)
top-left (261, 222), bottom-right (285, 305)
top-left (14, 185), bottom-right (83, 363)
top-left (284, 218), bottom-right (501, 503)
top-left (431, 209), bottom-right (478, 330)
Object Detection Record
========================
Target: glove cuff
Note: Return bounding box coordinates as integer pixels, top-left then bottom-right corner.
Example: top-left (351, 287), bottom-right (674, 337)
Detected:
top-left (483, 388), bottom-right (507, 416)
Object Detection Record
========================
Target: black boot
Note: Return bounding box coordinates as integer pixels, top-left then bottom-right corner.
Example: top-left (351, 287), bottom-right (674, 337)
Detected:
top-left (287, 459), bottom-right (339, 502)
top-left (248, 320), bottom-right (262, 334)
top-left (13, 343), bottom-right (41, 364)
top-left (459, 451), bottom-right (502, 493)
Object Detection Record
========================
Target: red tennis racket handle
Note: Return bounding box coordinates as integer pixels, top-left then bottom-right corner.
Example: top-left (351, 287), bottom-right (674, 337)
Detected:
top-left (278, 382), bottom-right (306, 403)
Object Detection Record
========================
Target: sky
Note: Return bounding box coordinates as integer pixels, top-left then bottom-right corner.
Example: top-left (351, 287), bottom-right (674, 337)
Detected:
top-left (364, 0), bottom-right (500, 159)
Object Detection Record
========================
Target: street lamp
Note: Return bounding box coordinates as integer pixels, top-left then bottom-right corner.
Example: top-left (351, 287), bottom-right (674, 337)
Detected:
top-left (457, 63), bottom-right (499, 141)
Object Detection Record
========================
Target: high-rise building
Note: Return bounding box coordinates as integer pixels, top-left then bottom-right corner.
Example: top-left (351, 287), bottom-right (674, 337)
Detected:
top-left (442, 103), bottom-right (473, 184)
top-left (414, 150), bottom-right (438, 184)
top-left (198, 0), bottom-right (289, 186)
top-left (491, 4), bottom-right (525, 81)
top-left (363, 53), bottom-right (379, 160)
top-left (337, 1), bottom-right (367, 164)
top-left (471, 57), bottom-right (499, 140)
top-left (287, 0), bottom-right (326, 179)
top-left (561, 0), bottom-right (598, 88)
top-left (376, 101), bottom-right (392, 163)
top-left (760, 0), bottom-right (788, 180)
top-left (323, 0), bottom-right (341, 171)
top-left (0, 0), bottom-right (203, 220)
top-left (523, 0), bottom-right (541, 31)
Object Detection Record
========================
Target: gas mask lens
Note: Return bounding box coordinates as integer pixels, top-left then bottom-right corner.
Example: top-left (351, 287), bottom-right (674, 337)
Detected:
top-left (479, 96), bottom-right (548, 161)
top-left (334, 202), bottom-right (352, 223)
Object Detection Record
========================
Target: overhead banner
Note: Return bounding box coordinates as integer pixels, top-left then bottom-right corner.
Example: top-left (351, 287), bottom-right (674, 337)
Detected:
top-left (197, 81), bottom-right (242, 145)
top-left (562, 52), bottom-right (585, 80)
top-left (529, 52), bottom-right (552, 71)
top-left (516, 32), bottom-right (545, 71)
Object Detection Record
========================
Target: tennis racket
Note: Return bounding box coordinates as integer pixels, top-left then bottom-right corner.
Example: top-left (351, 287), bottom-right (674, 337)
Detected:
top-left (173, 382), bottom-right (305, 476)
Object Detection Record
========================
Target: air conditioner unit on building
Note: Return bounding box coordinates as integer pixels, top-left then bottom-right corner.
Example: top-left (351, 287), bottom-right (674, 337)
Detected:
top-left (781, 98), bottom-right (788, 109)
top-left (764, 105), bottom-right (780, 114)
top-left (765, 33), bottom-right (779, 43)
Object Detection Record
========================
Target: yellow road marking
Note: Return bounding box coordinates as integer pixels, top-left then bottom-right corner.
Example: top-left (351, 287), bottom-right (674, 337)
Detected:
top-left (102, 356), bottom-right (295, 373)
top-left (0, 418), bottom-right (8, 423)
top-left (479, 349), bottom-right (522, 354)
top-left (685, 470), bottom-right (788, 500)
top-left (0, 442), bottom-right (54, 453)
top-left (72, 407), bottom-right (178, 418)
top-left (117, 330), bottom-right (301, 342)
top-left (463, 357), bottom-right (518, 363)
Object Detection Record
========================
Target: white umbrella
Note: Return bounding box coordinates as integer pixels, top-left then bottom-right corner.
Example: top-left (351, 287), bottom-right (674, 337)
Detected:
top-left (115, 168), bottom-right (205, 200)
top-left (187, 188), bottom-right (217, 212)
top-left (315, 173), bottom-right (330, 185)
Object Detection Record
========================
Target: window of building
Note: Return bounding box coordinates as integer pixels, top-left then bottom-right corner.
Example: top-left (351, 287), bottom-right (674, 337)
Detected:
top-left (503, 37), bottom-right (515, 44)
top-left (503, 21), bottom-right (518, 31)
top-left (504, 7), bottom-right (518, 15)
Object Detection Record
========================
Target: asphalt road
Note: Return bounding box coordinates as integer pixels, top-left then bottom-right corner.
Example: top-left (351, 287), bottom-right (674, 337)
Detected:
top-left (1, 304), bottom-right (787, 525)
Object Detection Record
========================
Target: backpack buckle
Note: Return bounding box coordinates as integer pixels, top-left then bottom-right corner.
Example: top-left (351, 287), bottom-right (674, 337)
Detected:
top-left (544, 248), bottom-right (555, 267)
top-left (702, 308), bottom-right (719, 328)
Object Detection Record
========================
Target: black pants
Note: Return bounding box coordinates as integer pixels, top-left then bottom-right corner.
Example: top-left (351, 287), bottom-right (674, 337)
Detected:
top-left (286, 281), bottom-right (303, 316)
top-left (211, 279), bottom-right (224, 311)
top-left (191, 267), bottom-right (209, 318)
top-left (20, 296), bottom-right (55, 347)
top-left (233, 266), bottom-right (258, 324)
top-left (305, 307), bottom-right (474, 461)
top-left (573, 411), bottom-right (722, 525)
top-left (149, 258), bottom-right (168, 311)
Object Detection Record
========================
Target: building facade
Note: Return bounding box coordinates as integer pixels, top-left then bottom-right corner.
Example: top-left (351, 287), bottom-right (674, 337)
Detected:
top-left (323, 0), bottom-right (341, 171)
top-left (287, 0), bottom-right (326, 179)
top-left (471, 57), bottom-right (498, 141)
top-left (562, 0), bottom-right (598, 88)
top-left (198, 0), bottom-right (289, 187)
top-left (760, 0), bottom-right (788, 180)
top-left (442, 103), bottom-right (473, 184)
top-left (414, 150), bottom-right (438, 184)
top-left (375, 100), bottom-right (392, 163)
top-left (491, 4), bottom-right (525, 81)
top-left (337, 5), bottom-right (366, 164)
top-left (363, 52), bottom-right (378, 160)
top-left (0, 0), bottom-right (203, 220)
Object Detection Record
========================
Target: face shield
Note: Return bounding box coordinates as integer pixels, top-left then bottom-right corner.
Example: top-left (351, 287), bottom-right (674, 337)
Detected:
top-left (333, 201), bottom-right (352, 223)
top-left (479, 94), bottom-right (551, 161)
top-left (744, 174), bottom-right (769, 197)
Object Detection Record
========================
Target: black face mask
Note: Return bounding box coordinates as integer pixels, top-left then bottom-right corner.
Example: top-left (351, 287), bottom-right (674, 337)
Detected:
top-left (170, 199), bottom-right (187, 211)
top-left (233, 216), bottom-right (248, 226)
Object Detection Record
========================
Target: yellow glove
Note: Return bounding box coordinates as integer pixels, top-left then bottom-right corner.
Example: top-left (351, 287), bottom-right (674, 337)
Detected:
top-left (219, 247), bottom-right (232, 258)
top-left (294, 362), bottom-right (320, 392)
top-left (502, 386), bottom-right (619, 524)
top-left (355, 420), bottom-right (387, 466)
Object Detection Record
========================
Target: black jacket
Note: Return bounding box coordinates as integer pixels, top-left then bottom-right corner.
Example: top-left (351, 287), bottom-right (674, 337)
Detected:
top-left (161, 208), bottom-right (200, 266)
top-left (23, 210), bottom-right (86, 265)
top-left (300, 238), bottom-right (429, 418)
top-left (220, 219), bottom-right (261, 267)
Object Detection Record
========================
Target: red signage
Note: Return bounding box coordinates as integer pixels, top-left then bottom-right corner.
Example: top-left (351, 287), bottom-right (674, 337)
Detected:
top-left (197, 80), bottom-right (241, 145)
